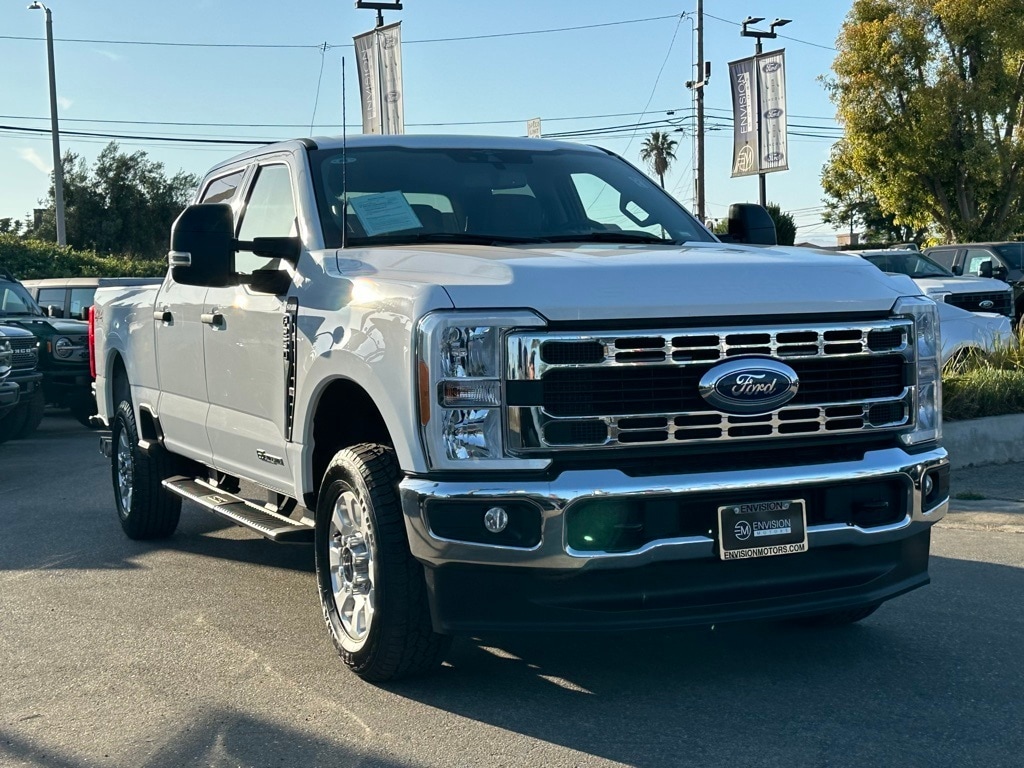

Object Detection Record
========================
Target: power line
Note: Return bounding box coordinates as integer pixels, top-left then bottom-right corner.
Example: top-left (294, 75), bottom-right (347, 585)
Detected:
top-left (0, 14), bottom-right (682, 50)
top-left (0, 106), bottom-right (691, 130)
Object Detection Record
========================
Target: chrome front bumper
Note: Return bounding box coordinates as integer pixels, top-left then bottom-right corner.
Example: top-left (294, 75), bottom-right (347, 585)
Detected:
top-left (399, 445), bottom-right (949, 571)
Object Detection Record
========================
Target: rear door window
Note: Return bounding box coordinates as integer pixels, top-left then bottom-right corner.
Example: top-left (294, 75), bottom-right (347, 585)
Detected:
top-left (36, 288), bottom-right (66, 316)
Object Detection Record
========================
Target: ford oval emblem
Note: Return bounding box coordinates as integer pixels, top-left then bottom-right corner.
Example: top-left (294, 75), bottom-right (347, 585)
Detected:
top-left (979, 299), bottom-right (995, 309)
top-left (762, 62), bottom-right (782, 73)
top-left (764, 108), bottom-right (784, 119)
top-left (699, 359), bottom-right (799, 415)
top-left (764, 152), bottom-right (785, 163)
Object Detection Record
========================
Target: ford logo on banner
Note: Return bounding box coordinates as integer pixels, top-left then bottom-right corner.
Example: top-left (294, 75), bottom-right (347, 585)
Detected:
top-left (699, 359), bottom-right (799, 414)
top-left (762, 61), bottom-right (782, 73)
top-left (764, 108), bottom-right (784, 119)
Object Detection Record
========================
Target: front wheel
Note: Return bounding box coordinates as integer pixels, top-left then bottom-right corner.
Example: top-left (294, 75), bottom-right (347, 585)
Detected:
top-left (71, 394), bottom-right (99, 429)
top-left (111, 399), bottom-right (181, 539)
top-left (314, 444), bottom-right (451, 681)
top-left (13, 388), bottom-right (45, 439)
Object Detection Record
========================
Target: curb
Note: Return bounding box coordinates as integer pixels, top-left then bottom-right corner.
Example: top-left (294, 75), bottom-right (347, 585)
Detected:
top-left (942, 413), bottom-right (1024, 469)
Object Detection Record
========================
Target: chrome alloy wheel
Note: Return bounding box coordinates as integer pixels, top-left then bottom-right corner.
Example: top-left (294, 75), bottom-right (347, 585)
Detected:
top-left (116, 427), bottom-right (134, 513)
top-left (328, 489), bottom-right (376, 650)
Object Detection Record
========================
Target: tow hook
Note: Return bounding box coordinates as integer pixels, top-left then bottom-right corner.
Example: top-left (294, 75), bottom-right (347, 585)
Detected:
top-left (98, 433), bottom-right (112, 458)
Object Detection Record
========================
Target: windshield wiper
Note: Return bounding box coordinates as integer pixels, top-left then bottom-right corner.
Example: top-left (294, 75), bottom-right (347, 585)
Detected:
top-left (543, 232), bottom-right (685, 245)
top-left (348, 232), bottom-right (550, 247)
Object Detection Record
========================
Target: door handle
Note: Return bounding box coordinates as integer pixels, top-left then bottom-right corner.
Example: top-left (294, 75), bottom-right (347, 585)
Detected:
top-left (153, 307), bottom-right (172, 323)
top-left (200, 311), bottom-right (225, 327)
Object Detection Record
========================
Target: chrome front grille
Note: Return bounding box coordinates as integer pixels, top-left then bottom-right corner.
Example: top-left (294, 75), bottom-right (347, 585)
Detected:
top-left (506, 320), bottom-right (915, 452)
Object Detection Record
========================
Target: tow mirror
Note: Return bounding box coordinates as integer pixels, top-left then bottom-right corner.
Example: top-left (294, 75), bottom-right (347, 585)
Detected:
top-left (979, 260), bottom-right (993, 278)
top-left (725, 203), bottom-right (777, 245)
top-left (169, 203), bottom-right (235, 288)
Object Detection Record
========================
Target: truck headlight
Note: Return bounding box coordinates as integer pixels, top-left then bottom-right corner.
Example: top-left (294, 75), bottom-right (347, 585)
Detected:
top-left (53, 336), bottom-right (75, 359)
top-left (894, 296), bottom-right (942, 446)
top-left (417, 311), bottom-right (548, 470)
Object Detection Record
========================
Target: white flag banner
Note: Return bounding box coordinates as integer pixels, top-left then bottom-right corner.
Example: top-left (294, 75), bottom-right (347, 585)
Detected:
top-left (353, 28), bottom-right (382, 134)
top-left (728, 56), bottom-right (759, 178)
top-left (353, 22), bottom-right (404, 135)
top-left (757, 49), bottom-right (788, 174)
top-left (377, 22), bottom-right (404, 135)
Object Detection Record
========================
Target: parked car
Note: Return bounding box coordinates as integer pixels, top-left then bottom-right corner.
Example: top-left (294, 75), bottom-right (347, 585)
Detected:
top-left (0, 267), bottom-right (94, 426)
top-left (93, 133), bottom-right (948, 681)
top-left (0, 323), bottom-right (43, 441)
top-left (0, 332), bottom-right (19, 431)
top-left (924, 242), bottom-right (1024, 325)
top-left (854, 250), bottom-right (1014, 319)
top-left (936, 301), bottom-right (1015, 370)
top-left (21, 277), bottom-right (163, 321)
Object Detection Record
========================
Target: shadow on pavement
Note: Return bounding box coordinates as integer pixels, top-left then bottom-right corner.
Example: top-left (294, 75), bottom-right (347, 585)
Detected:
top-left (383, 554), bottom-right (1024, 767)
top-left (0, 710), bottom-right (411, 768)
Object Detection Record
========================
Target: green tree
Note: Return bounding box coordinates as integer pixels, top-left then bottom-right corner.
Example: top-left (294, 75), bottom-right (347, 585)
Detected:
top-left (821, 140), bottom-right (930, 244)
top-left (765, 203), bottom-right (797, 246)
top-left (639, 131), bottom-right (678, 188)
top-left (827, 0), bottom-right (1024, 242)
top-left (25, 142), bottom-right (199, 259)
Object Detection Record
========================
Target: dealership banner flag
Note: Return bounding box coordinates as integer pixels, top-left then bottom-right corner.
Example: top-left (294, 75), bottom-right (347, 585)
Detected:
top-left (353, 21), bottom-right (404, 135)
top-left (757, 49), bottom-right (788, 174)
top-left (729, 56), bottom-right (759, 177)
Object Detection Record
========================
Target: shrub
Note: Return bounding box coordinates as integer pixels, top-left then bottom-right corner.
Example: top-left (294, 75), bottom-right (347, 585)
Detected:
top-left (942, 328), bottom-right (1024, 421)
top-left (0, 235), bottom-right (165, 279)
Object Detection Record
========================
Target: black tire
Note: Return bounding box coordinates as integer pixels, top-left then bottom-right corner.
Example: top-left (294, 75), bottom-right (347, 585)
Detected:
top-left (71, 395), bottom-right (99, 429)
top-left (791, 604), bottom-right (880, 627)
top-left (111, 399), bottom-right (181, 539)
top-left (0, 409), bottom-right (21, 444)
top-left (0, 406), bottom-right (22, 445)
top-left (314, 443), bottom-right (451, 681)
top-left (13, 388), bottom-right (45, 439)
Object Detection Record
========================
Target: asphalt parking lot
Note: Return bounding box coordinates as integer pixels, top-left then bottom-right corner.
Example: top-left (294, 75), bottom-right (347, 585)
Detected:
top-left (2, 414), bottom-right (1023, 768)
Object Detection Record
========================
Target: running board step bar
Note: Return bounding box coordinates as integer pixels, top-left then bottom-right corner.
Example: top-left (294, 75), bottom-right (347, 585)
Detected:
top-left (162, 477), bottom-right (314, 543)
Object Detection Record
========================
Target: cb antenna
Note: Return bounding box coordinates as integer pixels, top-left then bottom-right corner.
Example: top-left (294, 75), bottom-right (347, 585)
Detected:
top-left (341, 56), bottom-right (348, 249)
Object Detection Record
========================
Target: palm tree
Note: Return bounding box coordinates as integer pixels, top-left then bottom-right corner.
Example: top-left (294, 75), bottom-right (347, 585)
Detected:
top-left (639, 131), bottom-right (678, 189)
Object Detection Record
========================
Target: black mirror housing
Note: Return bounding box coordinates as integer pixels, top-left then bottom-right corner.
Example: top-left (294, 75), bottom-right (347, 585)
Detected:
top-left (979, 260), bottom-right (994, 278)
top-left (726, 203), bottom-right (777, 246)
top-left (169, 203), bottom-right (235, 287)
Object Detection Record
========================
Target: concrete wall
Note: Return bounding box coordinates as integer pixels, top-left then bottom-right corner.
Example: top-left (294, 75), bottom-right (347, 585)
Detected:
top-left (942, 414), bottom-right (1024, 469)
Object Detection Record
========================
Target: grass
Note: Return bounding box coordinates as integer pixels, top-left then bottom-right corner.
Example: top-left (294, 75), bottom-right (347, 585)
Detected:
top-left (942, 326), bottom-right (1024, 421)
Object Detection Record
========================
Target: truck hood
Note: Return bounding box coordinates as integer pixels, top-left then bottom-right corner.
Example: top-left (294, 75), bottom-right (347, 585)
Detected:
top-left (911, 274), bottom-right (1011, 298)
top-left (338, 241), bottom-right (914, 321)
top-left (0, 317), bottom-right (88, 335)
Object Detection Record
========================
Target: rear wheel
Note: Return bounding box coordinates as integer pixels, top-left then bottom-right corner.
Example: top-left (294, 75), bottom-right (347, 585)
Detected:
top-left (314, 444), bottom-right (451, 681)
top-left (111, 399), bottom-right (181, 539)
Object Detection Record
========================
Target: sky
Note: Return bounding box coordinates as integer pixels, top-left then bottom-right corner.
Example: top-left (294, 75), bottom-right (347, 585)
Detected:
top-left (0, 0), bottom-right (852, 245)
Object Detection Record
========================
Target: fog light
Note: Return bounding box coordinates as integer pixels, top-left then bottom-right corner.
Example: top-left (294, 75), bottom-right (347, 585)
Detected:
top-left (484, 506), bottom-right (508, 533)
top-left (923, 473), bottom-right (934, 497)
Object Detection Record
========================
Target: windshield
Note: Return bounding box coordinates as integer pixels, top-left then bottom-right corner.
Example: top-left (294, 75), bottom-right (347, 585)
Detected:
top-left (994, 243), bottom-right (1024, 269)
top-left (310, 145), bottom-right (715, 249)
top-left (0, 280), bottom-right (44, 317)
top-left (862, 251), bottom-right (954, 278)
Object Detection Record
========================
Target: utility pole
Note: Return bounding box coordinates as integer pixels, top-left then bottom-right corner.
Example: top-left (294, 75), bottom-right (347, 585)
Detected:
top-left (28, 2), bottom-right (65, 246)
top-left (740, 16), bottom-right (791, 207)
top-left (686, 3), bottom-right (710, 223)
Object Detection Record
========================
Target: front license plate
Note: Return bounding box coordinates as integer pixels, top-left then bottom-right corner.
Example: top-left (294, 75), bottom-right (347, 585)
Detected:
top-left (718, 499), bottom-right (808, 561)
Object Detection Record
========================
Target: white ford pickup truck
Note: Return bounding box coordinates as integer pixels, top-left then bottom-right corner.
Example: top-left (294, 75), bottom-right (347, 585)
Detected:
top-left (92, 135), bottom-right (949, 681)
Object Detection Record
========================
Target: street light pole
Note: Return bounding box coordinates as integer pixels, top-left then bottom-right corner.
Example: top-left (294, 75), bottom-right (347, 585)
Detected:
top-left (740, 16), bottom-right (791, 208)
top-left (28, 2), bottom-right (66, 246)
